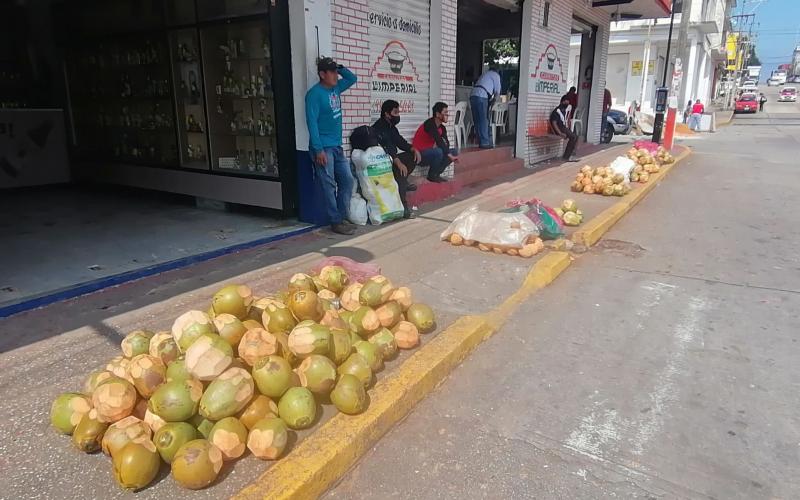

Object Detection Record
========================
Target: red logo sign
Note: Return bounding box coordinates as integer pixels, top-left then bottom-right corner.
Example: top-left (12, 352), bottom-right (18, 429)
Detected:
top-left (531, 44), bottom-right (566, 95)
top-left (369, 40), bottom-right (423, 95)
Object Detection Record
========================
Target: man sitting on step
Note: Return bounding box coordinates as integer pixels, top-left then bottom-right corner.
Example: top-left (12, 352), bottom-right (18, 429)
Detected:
top-left (550, 96), bottom-right (580, 162)
top-left (373, 99), bottom-right (421, 219)
top-left (412, 102), bottom-right (459, 183)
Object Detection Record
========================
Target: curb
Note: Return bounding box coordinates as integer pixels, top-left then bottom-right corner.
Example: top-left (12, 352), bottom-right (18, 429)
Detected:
top-left (572, 146), bottom-right (692, 247)
top-left (234, 251), bottom-right (573, 500)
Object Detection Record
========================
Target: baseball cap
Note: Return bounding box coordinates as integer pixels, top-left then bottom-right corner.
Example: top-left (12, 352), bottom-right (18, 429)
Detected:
top-left (317, 57), bottom-right (338, 72)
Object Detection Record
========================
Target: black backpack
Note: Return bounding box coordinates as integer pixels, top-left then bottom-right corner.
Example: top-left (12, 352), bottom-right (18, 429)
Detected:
top-left (349, 125), bottom-right (379, 151)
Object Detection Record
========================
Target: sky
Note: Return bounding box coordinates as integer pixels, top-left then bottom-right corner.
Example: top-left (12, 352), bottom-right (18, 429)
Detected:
top-left (739, 0), bottom-right (800, 75)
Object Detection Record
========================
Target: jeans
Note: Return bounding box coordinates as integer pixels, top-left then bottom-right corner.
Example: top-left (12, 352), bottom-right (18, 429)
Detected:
top-left (561, 130), bottom-right (578, 159)
top-left (312, 146), bottom-right (353, 224)
top-left (393, 151), bottom-right (417, 209)
top-left (418, 147), bottom-right (457, 180)
top-left (688, 113), bottom-right (702, 131)
top-left (470, 95), bottom-right (491, 147)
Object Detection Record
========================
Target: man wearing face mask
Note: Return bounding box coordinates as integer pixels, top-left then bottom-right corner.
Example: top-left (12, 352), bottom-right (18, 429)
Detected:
top-left (550, 96), bottom-right (580, 162)
top-left (373, 99), bottom-right (421, 219)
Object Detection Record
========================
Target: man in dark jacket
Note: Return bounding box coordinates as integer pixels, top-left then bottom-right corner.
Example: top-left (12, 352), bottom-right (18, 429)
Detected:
top-left (373, 100), bottom-right (421, 218)
top-left (550, 96), bottom-right (579, 161)
top-left (411, 102), bottom-right (459, 183)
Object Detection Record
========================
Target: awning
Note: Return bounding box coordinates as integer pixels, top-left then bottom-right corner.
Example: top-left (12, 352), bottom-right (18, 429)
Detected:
top-left (592, 0), bottom-right (672, 19)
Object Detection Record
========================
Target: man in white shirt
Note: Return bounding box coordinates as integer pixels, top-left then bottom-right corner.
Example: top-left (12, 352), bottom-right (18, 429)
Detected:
top-left (470, 67), bottom-right (501, 149)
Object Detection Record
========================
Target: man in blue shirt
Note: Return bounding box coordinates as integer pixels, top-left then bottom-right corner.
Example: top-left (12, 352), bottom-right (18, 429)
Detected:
top-left (305, 57), bottom-right (358, 235)
top-left (470, 67), bottom-right (501, 149)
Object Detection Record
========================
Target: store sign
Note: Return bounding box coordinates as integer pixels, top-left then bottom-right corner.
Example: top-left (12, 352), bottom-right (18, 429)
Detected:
top-left (368, 2), bottom-right (430, 138)
top-left (530, 44), bottom-right (566, 95)
top-left (631, 60), bottom-right (655, 77)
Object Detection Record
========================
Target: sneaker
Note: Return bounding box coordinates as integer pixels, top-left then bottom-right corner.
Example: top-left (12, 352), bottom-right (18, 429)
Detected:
top-left (403, 209), bottom-right (417, 219)
top-left (331, 223), bottom-right (355, 235)
top-left (566, 156), bottom-right (581, 162)
top-left (427, 176), bottom-right (449, 183)
top-left (406, 183), bottom-right (418, 192)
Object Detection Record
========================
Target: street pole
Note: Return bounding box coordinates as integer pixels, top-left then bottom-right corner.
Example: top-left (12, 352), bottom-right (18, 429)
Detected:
top-left (652, 0), bottom-right (677, 143)
top-left (675, 0), bottom-right (693, 107)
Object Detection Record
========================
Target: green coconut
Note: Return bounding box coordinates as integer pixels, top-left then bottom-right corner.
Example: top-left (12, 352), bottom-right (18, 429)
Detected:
top-left (112, 437), bottom-right (160, 491)
top-left (329, 329), bottom-right (353, 365)
top-left (353, 341), bottom-right (383, 372)
top-left (208, 417), bottom-right (248, 461)
top-left (101, 415), bottom-right (152, 457)
top-left (166, 358), bottom-right (191, 382)
top-left (154, 422), bottom-right (198, 463)
top-left (288, 289), bottom-right (324, 322)
top-left (288, 272), bottom-right (317, 292)
top-left (340, 283), bottom-right (363, 312)
top-left (148, 379), bottom-right (203, 422)
top-left (213, 314), bottom-right (248, 354)
top-left (128, 354), bottom-right (166, 399)
top-left (262, 301), bottom-right (298, 334)
top-left (389, 286), bottom-right (413, 311)
top-left (188, 414), bottom-right (215, 439)
top-left (273, 331), bottom-right (297, 366)
top-left (238, 328), bottom-right (280, 367)
top-left (330, 374), bottom-right (368, 415)
top-left (237, 394), bottom-right (279, 430)
top-left (50, 392), bottom-right (92, 434)
top-left (337, 353), bottom-right (373, 389)
top-left (199, 367), bottom-right (254, 420)
top-left (247, 417), bottom-right (289, 460)
top-left (278, 387), bottom-right (317, 430)
top-left (368, 275), bottom-right (395, 302)
top-left (121, 330), bottom-right (154, 359)
top-left (171, 439), bottom-right (224, 490)
top-left (252, 355), bottom-right (294, 398)
top-left (83, 370), bottom-right (114, 396)
top-left (242, 319), bottom-right (264, 330)
top-left (405, 303), bottom-right (436, 333)
top-left (368, 328), bottom-right (398, 360)
top-left (143, 409), bottom-right (167, 433)
top-left (319, 265), bottom-right (349, 294)
top-left (288, 321), bottom-right (331, 358)
top-left (172, 310), bottom-right (216, 352)
top-left (348, 330), bottom-right (361, 347)
top-left (92, 376), bottom-right (138, 423)
top-left (149, 332), bottom-right (180, 366)
top-left (72, 409), bottom-right (108, 453)
top-left (185, 334), bottom-right (233, 381)
top-left (375, 301), bottom-right (403, 329)
top-left (358, 280), bottom-right (385, 307)
top-left (212, 284), bottom-right (254, 320)
top-left (105, 356), bottom-right (133, 383)
top-left (296, 355), bottom-right (337, 395)
top-left (348, 306), bottom-right (381, 338)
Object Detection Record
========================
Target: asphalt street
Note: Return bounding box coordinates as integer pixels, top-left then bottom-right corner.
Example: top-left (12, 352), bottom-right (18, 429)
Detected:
top-left (325, 97), bottom-right (800, 498)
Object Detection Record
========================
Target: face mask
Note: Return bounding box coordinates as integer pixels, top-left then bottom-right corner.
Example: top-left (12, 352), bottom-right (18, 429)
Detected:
top-left (390, 115), bottom-right (400, 126)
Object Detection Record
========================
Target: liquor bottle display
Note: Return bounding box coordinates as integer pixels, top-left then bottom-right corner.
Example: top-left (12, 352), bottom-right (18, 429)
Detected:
top-left (202, 19), bottom-right (279, 178)
top-left (171, 28), bottom-right (209, 169)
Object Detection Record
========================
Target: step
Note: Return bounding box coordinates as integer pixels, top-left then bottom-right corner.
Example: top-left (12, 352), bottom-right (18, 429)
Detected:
top-left (455, 146), bottom-right (514, 169)
top-left (455, 158), bottom-right (525, 187)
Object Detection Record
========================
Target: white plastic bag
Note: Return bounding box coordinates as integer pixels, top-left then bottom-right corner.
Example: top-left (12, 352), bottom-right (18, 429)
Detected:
top-left (351, 146), bottom-right (404, 225)
top-left (609, 156), bottom-right (635, 183)
top-left (348, 194), bottom-right (368, 225)
top-left (440, 205), bottom-right (538, 248)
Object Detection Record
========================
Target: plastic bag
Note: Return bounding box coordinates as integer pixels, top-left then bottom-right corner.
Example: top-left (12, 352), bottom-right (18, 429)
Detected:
top-left (609, 156), bottom-right (635, 183)
top-left (351, 146), bottom-right (404, 225)
top-left (441, 205), bottom-right (538, 248)
top-left (310, 256), bottom-right (381, 283)
top-left (503, 198), bottom-right (564, 240)
top-left (633, 140), bottom-right (659, 153)
top-left (348, 194), bottom-right (368, 225)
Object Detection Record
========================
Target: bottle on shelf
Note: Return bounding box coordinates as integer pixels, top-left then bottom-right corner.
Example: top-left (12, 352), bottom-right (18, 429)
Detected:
top-left (247, 151), bottom-right (255, 171)
top-left (257, 112), bottom-right (266, 136)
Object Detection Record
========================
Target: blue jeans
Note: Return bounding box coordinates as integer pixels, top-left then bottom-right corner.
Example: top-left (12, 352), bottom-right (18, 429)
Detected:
top-left (688, 113), bottom-right (702, 131)
top-left (418, 147), bottom-right (457, 180)
top-left (470, 95), bottom-right (491, 147)
top-left (312, 146), bottom-right (353, 224)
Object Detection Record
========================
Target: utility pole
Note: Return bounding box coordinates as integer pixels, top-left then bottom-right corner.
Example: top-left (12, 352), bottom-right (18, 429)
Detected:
top-left (675, 0), bottom-right (693, 108)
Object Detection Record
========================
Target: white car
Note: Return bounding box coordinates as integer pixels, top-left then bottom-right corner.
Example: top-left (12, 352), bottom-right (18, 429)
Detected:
top-left (778, 87), bottom-right (797, 102)
top-left (767, 78), bottom-right (781, 86)
top-left (740, 82), bottom-right (758, 92)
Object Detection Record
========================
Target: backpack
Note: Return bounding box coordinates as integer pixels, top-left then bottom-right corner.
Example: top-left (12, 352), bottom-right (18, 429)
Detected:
top-left (349, 125), bottom-right (379, 151)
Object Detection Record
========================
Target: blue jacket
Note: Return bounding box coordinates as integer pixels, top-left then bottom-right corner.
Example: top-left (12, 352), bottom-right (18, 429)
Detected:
top-left (305, 67), bottom-right (357, 152)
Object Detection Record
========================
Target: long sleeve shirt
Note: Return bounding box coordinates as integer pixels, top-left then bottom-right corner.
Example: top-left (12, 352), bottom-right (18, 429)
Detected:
top-left (412, 117), bottom-right (450, 155)
top-left (372, 117), bottom-right (413, 159)
top-left (304, 67), bottom-right (357, 152)
top-left (470, 70), bottom-right (502, 99)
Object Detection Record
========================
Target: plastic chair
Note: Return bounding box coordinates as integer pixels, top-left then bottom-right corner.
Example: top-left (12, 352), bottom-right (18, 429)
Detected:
top-left (489, 101), bottom-right (508, 145)
top-left (571, 108), bottom-right (583, 137)
top-left (452, 101), bottom-right (469, 150)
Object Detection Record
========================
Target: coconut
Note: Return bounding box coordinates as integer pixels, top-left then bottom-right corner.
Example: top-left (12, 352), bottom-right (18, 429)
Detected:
top-left (330, 374), bottom-right (368, 415)
top-left (237, 328), bottom-right (280, 367)
top-left (72, 409), bottom-right (108, 453)
top-left (337, 353), bottom-right (373, 388)
top-left (320, 308), bottom-right (348, 330)
top-left (392, 321), bottom-right (420, 349)
top-left (83, 370), bottom-right (114, 396)
top-left (148, 379), bottom-right (203, 422)
top-left (348, 306), bottom-right (381, 338)
top-left (199, 367), bottom-right (254, 421)
top-left (287, 289), bottom-right (324, 322)
top-left (287, 321), bottom-right (331, 358)
top-left (50, 392), bottom-right (92, 435)
top-left (353, 341), bottom-right (383, 372)
top-left (358, 280), bottom-right (384, 307)
top-left (262, 301), bottom-right (298, 334)
top-left (152, 422), bottom-right (197, 463)
top-left (237, 395), bottom-right (279, 430)
top-left (112, 438), bottom-right (160, 491)
top-left (247, 417), bottom-right (289, 460)
top-left (288, 272), bottom-right (317, 292)
top-left (102, 415), bottom-right (151, 457)
top-left (121, 330), bottom-right (154, 359)
top-left (242, 319), bottom-right (264, 330)
top-left (172, 311), bottom-right (216, 352)
top-left (317, 289), bottom-right (337, 302)
top-left (388, 287), bottom-right (413, 311)
top-left (339, 283), bottom-right (363, 312)
top-left (165, 358), bottom-right (191, 383)
top-left (185, 334), bottom-right (233, 381)
top-left (213, 314), bottom-right (248, 354)
top-left (212, 284), bottom-right (253, 319)
top-left (252, 355), bottom-right (294, 398)
top-left (143, 409), bottom-right (167, 433)
top-left (375, 301), bottom-right (403, 329)
top-left (149, 332), bottom-right (180, 366)
top-left (105, 356), bottom-right (133, 383)
top-left (171, 439), bottom-right (224, 490)
top-left (189, 414), bottom-right (215, 439)
top-left (273, 331), bottom-right (296, 366)
top-left (613, 184), bottom-right (625, 196)
top-left (296, 355), bottom-right (337, 395)
top-left (319, 265), bottom-right (349, 294)
top-left (92, 377), bottom-right (138, 423)
top-left (208, 417), bottom-right (248, 461)
top-left (329, 329), bottom-right (353, 365)
top-left (278, 387), bottom-right (316, 430)
top-left (406, 304), bottom-right (436, 333)
top-left (368, 328), bottom-right (398, 360)
top-left (128, 354), bottom-right (166, 398)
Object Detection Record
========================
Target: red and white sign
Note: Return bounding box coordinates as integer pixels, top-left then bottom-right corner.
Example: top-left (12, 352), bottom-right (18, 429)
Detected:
top-left (530, 44), bottom-right (567, 96)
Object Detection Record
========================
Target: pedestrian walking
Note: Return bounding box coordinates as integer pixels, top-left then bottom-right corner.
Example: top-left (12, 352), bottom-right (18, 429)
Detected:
top-left (373, 99), bottom-right (421, 219)
top-left (305, 57), bottom-right (358, 235)
top-left (550, 96), bottom-right (579, 162)
top-left (688, 99), bottom-right (705, 131)
top-left (683, 100), bottom-right (692, 124)
top-left (412, 102), bottom-right (459, 183)
top-left (470, 67), bottom-right (501, 149)
top-left (759, 93), bottom-right (767, 112)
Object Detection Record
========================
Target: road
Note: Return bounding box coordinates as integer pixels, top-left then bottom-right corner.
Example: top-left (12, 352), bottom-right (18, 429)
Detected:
top-left (325, 109), bottom-right (800, 496)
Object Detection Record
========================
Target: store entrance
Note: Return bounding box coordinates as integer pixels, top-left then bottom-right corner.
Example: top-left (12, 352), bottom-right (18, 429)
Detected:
top-left (455, 0), bottom-right (522, 150)
top-left (566, 17), bottom-right (598, 142)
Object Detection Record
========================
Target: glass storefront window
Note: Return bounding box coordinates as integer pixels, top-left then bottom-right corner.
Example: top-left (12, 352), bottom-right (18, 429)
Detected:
top-left (170, 29), bottom-right (209, 169)
top-left (197, 0), bottom-right (269, 22)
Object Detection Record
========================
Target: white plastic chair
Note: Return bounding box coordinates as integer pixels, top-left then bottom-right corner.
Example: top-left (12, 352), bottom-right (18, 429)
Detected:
top-left (452, 101), bottom-right (469, 150)
top-left (571, 108), bottom-right (583, 137)
top-left (489, 101), bottom-right (508, 145)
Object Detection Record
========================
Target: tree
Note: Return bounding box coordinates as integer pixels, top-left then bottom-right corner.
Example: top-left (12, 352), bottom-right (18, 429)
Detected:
top-left (483, 38), bottom-right (520, 67)
top-left (748, 46), bottom-right (761, 66)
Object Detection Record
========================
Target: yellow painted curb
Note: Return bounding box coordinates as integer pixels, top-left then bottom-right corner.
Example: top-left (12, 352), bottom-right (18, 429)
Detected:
top-left (234, 251), bottom-right (573, 500)
top-left (572, 146), bottom-right (692, 247)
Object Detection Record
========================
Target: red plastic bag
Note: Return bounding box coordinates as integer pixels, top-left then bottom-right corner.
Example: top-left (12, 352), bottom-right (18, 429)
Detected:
top-left (310, 256), bottom-right (381, 283)
top-left (633, 140), bottom-right (659, 153)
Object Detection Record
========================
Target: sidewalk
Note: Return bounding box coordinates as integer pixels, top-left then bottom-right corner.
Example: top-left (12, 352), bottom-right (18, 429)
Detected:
top-left (0, 143), bottom-right (686, 499)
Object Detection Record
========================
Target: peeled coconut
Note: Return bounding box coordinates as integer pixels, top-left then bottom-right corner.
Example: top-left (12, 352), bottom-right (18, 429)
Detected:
top-left (148, 379), bottom-right (203, 422)
top-left (102, 415), bottom-right (151, 457)
top-left (288, 273), bottom-right (317, 292)
top-left (353, 340), bottom-right (383, 372)
top-left (247, 417), bottom-right (289, 460)
top-left (348, 306), bottom-right (381, 338)
top-left (319, 265), bottom-right (349, 294)
top-left (185, 334), bottom-right (233, 381)
top-left (389, 287), bottom-right (413, 311)
top-left (375, 301), bottom-right (403, 329)
top-left (128, 354), bottom-right (166, 398)
top-left (72, 409), bottom-right (108, 453)
top-left (368, 328), bottom-right (398, 360)
top-left (296, 355), bottom-right (337, 395)
top-left (50, 392), bottom-right (92, 435)
top-left (172, 310), bottom-right (216, 352)
top-left (237, 394), bottom-right (279, 430)
top-left (339, 283), bottom-right (363, 312)
top-left (121, 330), bottom-right (154, 359)
top-left (199, 367), bottom-right (254, 420)
top-left (288, 321), bottom-right (331, 358)
top-left (337, 353), bottom-right (373, 388)
top-left (392, 321), bottom-right (420, 349)
top-left (238, 328), bottom-right (279, 367)
top-left (213, 314), bottom-right (248, 353)
top-left (288, 289), bottom-right (324, 322)
top-left (208, 417), bottom-right (248, 461)
top-left (92, 377), bottom-right (138, 423)
top-left (252, 355), bottom-right (294, 399)
top-left (149, 332), bottom-right (180, 366)
top-left (262, 301), bottom-right (297, 334)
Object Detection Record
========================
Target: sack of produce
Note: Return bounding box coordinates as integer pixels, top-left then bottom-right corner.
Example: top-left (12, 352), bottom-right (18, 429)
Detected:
top-left (609, 156), bottom-right (635, 183)
top-left (504, 199), bottom-right (564, 240)
top-left (351, 146), bottom-right (404, 225)
top-left (440, 205), bottom-right (538, 249)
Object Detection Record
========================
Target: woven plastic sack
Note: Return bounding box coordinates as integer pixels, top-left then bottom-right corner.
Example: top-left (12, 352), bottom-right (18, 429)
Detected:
top-left (503, 198), bottom-right (564, 240)
top-left (440, 205), bottom-right (538, 248)
top-left (351, 146), bottom-right (404, 225)
top-left (310, 256), bottom-right (381, 283)
top-left (609, 156), bottom-right (635, 183)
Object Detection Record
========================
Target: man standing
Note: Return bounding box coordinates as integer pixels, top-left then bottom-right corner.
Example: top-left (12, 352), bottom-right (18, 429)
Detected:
top-left (603, 88), bottom-right (612, 124)
top-left (470, 66), bottom-right (501, 149)
top-left (412, 102), bottom-right (459, 183)
top-left (373, 99), bottom-right (421, 219)
top-left (689, 99), bottom-right (705, 131)
top-left (550, 96), bottom-right (579, 162)
top-left (305, 57), bottom-right (357, 235)
top-left (759, 93), bottom-right (767, 112)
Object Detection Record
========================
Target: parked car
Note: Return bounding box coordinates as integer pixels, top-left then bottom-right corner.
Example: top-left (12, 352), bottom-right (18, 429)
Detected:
top-left (734, 93), bottom-right (758, 113)
top-left (778, 87), bottom-right (797, 102)
top-left (740, 80), bottom-right (758, 92)
top-left (601, 109), bottom-right (631, 143)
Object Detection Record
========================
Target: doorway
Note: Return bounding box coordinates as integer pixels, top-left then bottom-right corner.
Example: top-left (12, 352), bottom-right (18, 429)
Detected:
top-left (567, 16), bottom-right (597, 141)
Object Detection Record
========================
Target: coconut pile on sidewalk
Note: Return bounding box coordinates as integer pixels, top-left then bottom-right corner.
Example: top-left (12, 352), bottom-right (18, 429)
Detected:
top-left (49, 265), bottom-right (435, 491)
top-left (570, 144), bottom-right (676, 195)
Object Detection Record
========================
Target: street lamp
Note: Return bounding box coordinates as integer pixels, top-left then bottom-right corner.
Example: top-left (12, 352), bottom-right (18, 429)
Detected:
top-left (652, 0), bottom-right (677, 143)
